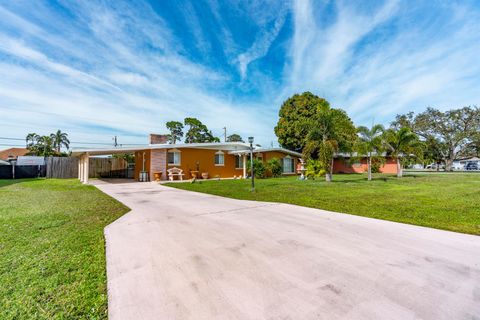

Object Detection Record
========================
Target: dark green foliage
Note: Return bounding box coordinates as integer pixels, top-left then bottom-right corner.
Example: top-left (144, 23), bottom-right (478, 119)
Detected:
top-left (274, 92), bottom-right (331, 152)
top-left (355, 124), bottom-right (385, 181)
top-left (226, 134), bottom-right (244, 142)
top-left (26, 131), bottom-right (70, 156)
top-left (112, 153), bottom-right (135, 163)
top-left (266, 158), bottom-right (282, 177)
top-left (248, 159), bottom-right (266, 178)
top-left (305, 159), bottom-right (325, 179)
top-left (392, 106), bottom-right (480, 170)
top-left (165, 121), bottom-right (184, 144)
top-left (184, 118), bottom-right (220, 143)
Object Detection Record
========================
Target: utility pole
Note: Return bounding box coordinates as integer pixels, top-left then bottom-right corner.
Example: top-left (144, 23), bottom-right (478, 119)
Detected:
top-left (223, 127), bottom-right (227, 142)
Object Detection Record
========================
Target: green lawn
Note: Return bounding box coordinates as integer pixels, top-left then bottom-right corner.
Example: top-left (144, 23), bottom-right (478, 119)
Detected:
top-left (0, 179), bottom-right (129, 319)
top-left (166, 173), bottom-right (480, 235)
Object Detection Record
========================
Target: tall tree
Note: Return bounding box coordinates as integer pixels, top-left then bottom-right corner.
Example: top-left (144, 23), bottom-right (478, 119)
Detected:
top-left (165, 121), bottom-right (184, 144)
top-left (393, 107), bottom-right (480, 171)
top-left (303, 107), bottom-right (357, 182)
top-left (35, 136), bottom-right (55, 157)
top-left (275, 92), bottom-right (330, 152)
top-left (356, 124), bottom-right (385, 181)
top-left (184, 118), bottom-right (219, 143)
top-left (226, 134), bottom-right (244, 142)
top-left (421, 136), bottom-right (446, 171)
top-left (50, 130), bottom-right (70, 153)
top-left (383, 127), bottom-right (421, 178)
top-left (26, 133), bottom-right (39, 149)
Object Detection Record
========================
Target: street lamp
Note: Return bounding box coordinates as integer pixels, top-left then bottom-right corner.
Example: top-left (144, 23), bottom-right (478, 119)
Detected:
top-left (248, 136), bottom-right (254, 191)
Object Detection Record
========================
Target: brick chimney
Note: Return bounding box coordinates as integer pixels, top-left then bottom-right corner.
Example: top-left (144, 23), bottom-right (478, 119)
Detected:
top-left (149, 134), bottom-right (169, 145)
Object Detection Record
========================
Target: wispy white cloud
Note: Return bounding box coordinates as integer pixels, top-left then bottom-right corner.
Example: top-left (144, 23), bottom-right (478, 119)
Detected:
top-left (287, 0), bottom-right (480, 126)
top-left (0, 1), bottom-right (271, 147)
top-left (236, 12), bottom-right (287, 79)
top-left (0, 0), bottom-right (479, 149)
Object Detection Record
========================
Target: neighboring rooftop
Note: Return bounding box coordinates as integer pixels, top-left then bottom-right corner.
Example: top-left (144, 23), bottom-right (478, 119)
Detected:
top-left (0, 148), bottom-right (28, 161)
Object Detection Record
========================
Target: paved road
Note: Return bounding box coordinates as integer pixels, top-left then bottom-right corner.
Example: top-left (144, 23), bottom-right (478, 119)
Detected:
top-left (94, 180), bottom-right (480, 320)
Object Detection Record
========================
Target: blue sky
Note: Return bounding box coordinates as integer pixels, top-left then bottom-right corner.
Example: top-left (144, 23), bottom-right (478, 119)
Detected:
top-left (0, 0), bottom-right (479, 148)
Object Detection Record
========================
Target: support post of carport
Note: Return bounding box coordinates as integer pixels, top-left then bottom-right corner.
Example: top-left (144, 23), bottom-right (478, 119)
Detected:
top-left (83, 153), bottom-right (90, 184)
top-left (79, 155), bottom-right (84, 182)
top-left (242, 154), bottom-right (247, 178)
top-left (78, 156), bottom-right (83, 182)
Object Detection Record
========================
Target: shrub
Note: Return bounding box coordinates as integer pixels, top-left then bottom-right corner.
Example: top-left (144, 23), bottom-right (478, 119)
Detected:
top-left (266, 158), bottom-right (282, 177)
top-left (248, 159), bottom-right (266, 178)
top-left (305, 159), bottom-right (325, 179)
top-left (370, 157), bottom-right (386, 173)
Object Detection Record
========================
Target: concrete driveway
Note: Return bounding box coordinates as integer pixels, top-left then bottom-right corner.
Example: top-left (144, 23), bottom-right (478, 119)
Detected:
top-left (94, 180), bottom-right (480, 320)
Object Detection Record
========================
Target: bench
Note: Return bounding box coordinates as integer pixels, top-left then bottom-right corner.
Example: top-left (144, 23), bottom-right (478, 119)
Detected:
top-left (167, 167), bottom-right (185, 181)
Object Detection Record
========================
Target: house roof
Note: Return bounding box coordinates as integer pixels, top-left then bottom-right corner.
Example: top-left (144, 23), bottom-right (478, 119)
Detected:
top-left (0, 148), bottom-right (28, 160)
top-left (71, 142), bottom-right (251, 156)
top-left (71, 142), bottom-right (302, 157)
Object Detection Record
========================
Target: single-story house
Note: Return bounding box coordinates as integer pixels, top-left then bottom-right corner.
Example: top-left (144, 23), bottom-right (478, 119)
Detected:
top-left (333, 153), bottom-right (398, 174)
top-left (72, 134), bottom-right (399, 183)
top-left (0, 147), bottom-right (28, 161)
top-left (72, 134), bottom-right (302, 183)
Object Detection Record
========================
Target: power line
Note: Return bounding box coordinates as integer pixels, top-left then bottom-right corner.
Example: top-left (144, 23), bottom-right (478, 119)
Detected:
top-left (0, 136), bottom-right (145, 146)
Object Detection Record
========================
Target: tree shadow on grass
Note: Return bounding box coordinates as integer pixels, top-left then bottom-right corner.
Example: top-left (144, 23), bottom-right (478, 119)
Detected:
top-left (0, 178), bottom-right (45, 188)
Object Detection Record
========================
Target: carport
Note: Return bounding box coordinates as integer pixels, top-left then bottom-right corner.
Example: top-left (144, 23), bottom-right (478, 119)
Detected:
top-left (73, 146), bottom-right (148, 184)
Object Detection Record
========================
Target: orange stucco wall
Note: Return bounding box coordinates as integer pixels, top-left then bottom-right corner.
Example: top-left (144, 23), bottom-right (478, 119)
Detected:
top-left (257, 151), bottom-right (299, 176)
top-left (134, 149), bottom-right (151, 180)
top-left (166, 148), bottom-right (244, 179)
top-left (333, 157), bottom-right (397, 174)
top-left (165, 149), bottom-right (302, 179)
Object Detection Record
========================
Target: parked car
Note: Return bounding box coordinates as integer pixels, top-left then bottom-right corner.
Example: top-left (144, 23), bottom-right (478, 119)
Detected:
top-left (465, 162), bottom-right (479, 171)
top-left (425, 163), bottom-right (445, 170)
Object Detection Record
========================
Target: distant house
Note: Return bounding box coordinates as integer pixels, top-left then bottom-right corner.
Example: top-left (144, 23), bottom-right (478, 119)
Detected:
top-left (453, 157), bottom-right (480, 171)
top-left (0, 148), bottom-right (28, 161)
top-left (333, 153), bottom-right (397, 174)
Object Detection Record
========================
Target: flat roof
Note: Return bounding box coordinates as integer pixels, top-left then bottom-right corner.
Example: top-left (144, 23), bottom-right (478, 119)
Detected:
top-left (71, 142), bottom-right (251, 156)
top-left (71, 142), bottom-right (303, 157)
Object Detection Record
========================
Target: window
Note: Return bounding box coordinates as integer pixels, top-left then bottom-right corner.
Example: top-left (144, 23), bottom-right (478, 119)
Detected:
top-left (283, 156), bottom-right (294, 173)
top-left (167, 149), bottom-right (181, 165)
top-left (214, 151), bottom-right (225, 166)
top-left (235, 155), bottom-right (243, 169)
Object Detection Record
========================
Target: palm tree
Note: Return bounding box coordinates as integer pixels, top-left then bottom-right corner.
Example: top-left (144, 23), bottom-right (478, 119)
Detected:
top-left (26, 133), bottom-right (39, 148)
top-left (356, 124), bottom-right (385, 181)
top-left (303, 108), bottom-right (357, 182)
top-left (50, 130), bottom-right (70, 154)
top-left (384, 127), bottom-right (421, 178)
top-left (36, 136), bottom-right (55, 157)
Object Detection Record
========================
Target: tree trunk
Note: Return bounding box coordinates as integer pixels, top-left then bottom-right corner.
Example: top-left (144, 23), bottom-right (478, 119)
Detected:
top-left (445, 157), bottom-right (454, 172)
top-left (367, 156), bottom-right (372, 181)
top-left (396, 157), bottom-right (402, 178)
top-left (325, 158), bottom-right (334, 182)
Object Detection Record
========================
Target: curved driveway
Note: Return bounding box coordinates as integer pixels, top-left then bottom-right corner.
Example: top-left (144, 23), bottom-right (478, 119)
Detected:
top-left (94, 180), bottom-right (480, 320)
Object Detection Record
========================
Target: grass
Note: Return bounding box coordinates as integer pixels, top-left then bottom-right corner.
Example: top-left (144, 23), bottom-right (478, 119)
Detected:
top-left (0, 179), bottom-right (129, 319)
top-left (166, 173), bottom-right (480, 235)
